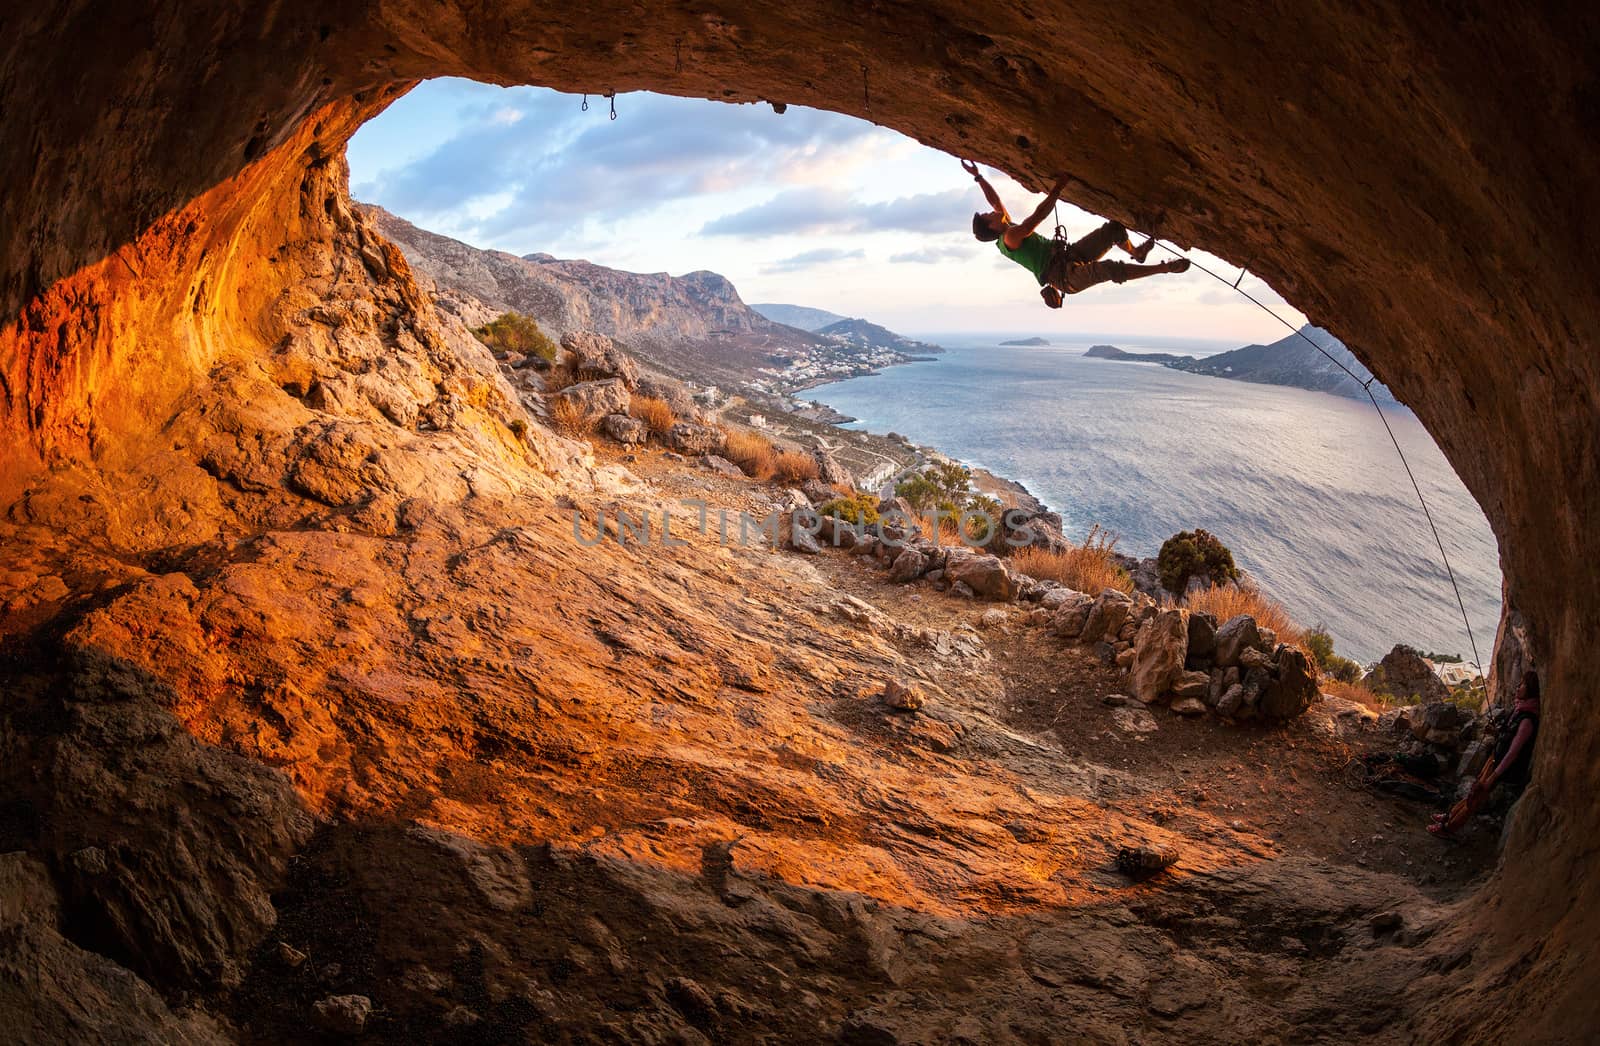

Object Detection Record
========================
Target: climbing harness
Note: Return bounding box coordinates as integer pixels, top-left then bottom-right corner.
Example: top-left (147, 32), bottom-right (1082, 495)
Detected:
top-left (1151, 238), bottom-right (1486, 678)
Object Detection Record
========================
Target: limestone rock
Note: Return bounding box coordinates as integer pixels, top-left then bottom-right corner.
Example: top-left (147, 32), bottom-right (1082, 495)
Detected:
top-left (1079, 590), bottom-right (1134, 644)
top-left (1213, 615), bottom-right (1261, 668)
top-left (553, 378), bottom-right (630, 423)
top-left (667, 422), bottom-right (726, 455)
top-left (313, 994), bottom-right (373, 1034)
top-left (1186, 612), bottom-right (1218, 661)
top-left (600, 413), bottom-right (646, 445)
top-left (944, 554), bottom-right (1017, 602)
top-left (1368, 644), bottom-right (1452, 704)
top-left (700, 454), bottom-right (743, 477)
top-left (1172, 696), bottom-right (1206, 716)
top-left (813, 446), bottom-right (853, 488)
top-left (1216, 684), bottom-right (1246, 718)
top-left (889, 548), bottom-right (928, 583)
top-left (1260, 646), bottom-right (1318, 720)
top-left (1130, 609), bottom-right (1188, 703)
top-left (882, 679), bottom-right (924, 712)
top-left (1173, 670), bottom-right (1210, 700)
top-left (560, 329), bottom-right (638, 388)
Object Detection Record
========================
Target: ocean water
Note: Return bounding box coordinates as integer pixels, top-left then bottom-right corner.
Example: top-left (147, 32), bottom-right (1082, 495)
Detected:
top-left (810, 335), bottom-right (1501, 665)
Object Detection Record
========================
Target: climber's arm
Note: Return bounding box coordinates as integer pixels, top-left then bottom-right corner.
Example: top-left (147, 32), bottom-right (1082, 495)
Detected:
top-left (1004, 173), bottom-right (1069, 249)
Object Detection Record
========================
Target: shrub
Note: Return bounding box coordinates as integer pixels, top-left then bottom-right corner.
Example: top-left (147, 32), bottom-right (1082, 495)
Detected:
top-left (549, 398), bottom-right (595, 438)
top-left (507, 418), bottom-right (528, 442)
top-left (773, 450), bottom-right (820, 485)
top-left (473, 312), bottom-right (557, 361)
top-left (1010, 525), bottom-right (1133, 594)
top-left (722, 430), bottom-right (776, 479)
top-left (1184, 582), bottom-right (1303, 647)
top-left (1304, 624), bottom-right (1362, 682)
top-left (627, 395), bottom-right (676, 437)
top-left (895, 460), bottom-right (972, 511)
top-left (1156, 528), bottom-right (1240, 594)
top-left (817, 491), bottom-right (881, 526)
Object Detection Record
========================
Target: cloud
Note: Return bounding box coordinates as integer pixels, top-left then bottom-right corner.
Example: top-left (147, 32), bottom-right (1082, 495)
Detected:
top-left (702, 187), bottom-right (970, 237)
top-left (761, 247), bottom-right (866, 274)
top-left (351, 83), bottom-right (890, 249)
top-left (888, 244), bottom-right (974, 264)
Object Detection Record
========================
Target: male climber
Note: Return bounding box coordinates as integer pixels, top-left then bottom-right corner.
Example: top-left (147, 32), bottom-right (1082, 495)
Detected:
top-left (962, 160), bottom-right (1189, 307)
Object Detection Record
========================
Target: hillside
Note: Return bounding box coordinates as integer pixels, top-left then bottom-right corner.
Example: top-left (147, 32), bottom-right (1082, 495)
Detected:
top-left (814, 317), bottom-right (942, 357)
top-left (1172, 326), bottom-right (1398, 403)
top-left (365, 205), bottom-right (823, 387)
top-left (750, 302), bottom-right (849, 331)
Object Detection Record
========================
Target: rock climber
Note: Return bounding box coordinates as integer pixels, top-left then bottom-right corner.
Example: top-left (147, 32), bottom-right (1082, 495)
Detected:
top-left (962, 159), bottom-right (1190, 307)
top-left (1429, 671), bottom-right (1541, 837)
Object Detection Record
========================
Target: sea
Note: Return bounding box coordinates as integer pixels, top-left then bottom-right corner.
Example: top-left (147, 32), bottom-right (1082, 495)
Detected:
top-left (809, 334), bottom-right (1502, 666)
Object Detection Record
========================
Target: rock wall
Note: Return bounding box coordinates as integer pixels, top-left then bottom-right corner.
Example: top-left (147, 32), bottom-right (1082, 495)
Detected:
top-left (3, 0), bottom-right (1599, 1035)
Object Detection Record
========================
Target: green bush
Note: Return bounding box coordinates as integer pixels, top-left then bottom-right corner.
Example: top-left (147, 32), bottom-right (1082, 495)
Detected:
top-left (817, 492), bottom-right (880, 526)
top-left (1305, 624), bottom-right (1361, 682)
top-left (1157, 528), bottom-right (1240, 594)
top-left (473, 312), bottom-right (557, 361)
top-left (895, 461), bottom-right (972, 511)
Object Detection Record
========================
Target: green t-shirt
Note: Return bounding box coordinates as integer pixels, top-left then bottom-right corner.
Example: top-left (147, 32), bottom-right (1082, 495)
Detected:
top-left (997, 232), bottom-right (1054, 285)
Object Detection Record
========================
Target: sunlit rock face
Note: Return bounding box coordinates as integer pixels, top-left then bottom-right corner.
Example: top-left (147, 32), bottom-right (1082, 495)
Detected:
top-left (2, 0), bottom-right (1598, 1036)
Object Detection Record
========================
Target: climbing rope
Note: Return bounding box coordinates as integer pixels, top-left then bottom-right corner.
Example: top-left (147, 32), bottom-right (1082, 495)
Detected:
top-left (1150, 238), bottom-right (1485, 677)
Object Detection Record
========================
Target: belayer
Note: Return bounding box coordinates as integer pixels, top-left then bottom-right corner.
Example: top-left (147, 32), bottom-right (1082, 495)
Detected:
top-left (963, 160), bottom-right (1190, 307)
top-left (1429, 670), bottom-right (1541, 837)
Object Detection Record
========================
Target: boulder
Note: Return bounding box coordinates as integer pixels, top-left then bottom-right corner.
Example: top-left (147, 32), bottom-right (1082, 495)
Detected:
top-left (1216, 684), bottom-right (1246, 718)
top-left (1239, 646), bottom-right (1272, 671)
top-left (881, 679), bottom-right (923, 711)
top-left (889, 548), bottom-right (928, 583)
top-left (1260, 646), bottom-right (1318, 720)
top-left (1171, 697), bottom-right (1207, 717)
top-left (1173, 670), bottom-right (1210, 700)
top-left (945, 554), bottom-right (1017, 601)
top-left (786, 512), bottom-right (821, 554)
top-left (1040, 587), bottom-right (1088, 610)
top-left (978, 607), bottom-right (1010, 630)
top-left (813, 446), bottom-right (854, 488)
top-left (553, 378), bottom-right (630, 423)
top-left (1050, 600), bottom-right (1092, 638)
top-left (1079, 589), bottom-right (1134, 644)
top-left (313, 995), bottom-right (373, 1034)
top-left (699, 454), bottom-right (743, 477)
top-left (560, 329), bottom-right (639, 388)
top-left (1186, 612), bottom-right (1218, 661)
top-left (1130, 609), bottom-right (1188, 703)
top-left (600, 412), bottom-right (646, 445)
top-left (1409, 701), bottom-right (1467, 747)
top-left (801, 478), bottom-right (835, 504)
top-left (1115, 647), bottom-right (1136, 668)
top-left (668, 422), bottom-right (726, 455)
top-left (1368, 644), bottom-right (1452, 704)
top-left (1213, 615), bottom-right (1261, 668)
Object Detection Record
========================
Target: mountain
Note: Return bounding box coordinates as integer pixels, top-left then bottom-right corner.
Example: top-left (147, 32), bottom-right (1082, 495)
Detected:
top-left (814, 317), bottom-right (941, 357)
top-left (1084, 344), bottom-right (1195, 365)
top-left (750, 302), bottom-right (849, 331)
top-left (364, 205), bottom-right (824, 385)
top-left (1172, 325), bottom-right (1398, 403)
top-left (1001, 337), bottom-right (1050, 346)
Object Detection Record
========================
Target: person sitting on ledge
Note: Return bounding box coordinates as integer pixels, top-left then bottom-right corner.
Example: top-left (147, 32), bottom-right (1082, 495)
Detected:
top-left (962, 159), bottom-right (1189, 307)
top-left (1429, 670), bottom-right (1541, 837)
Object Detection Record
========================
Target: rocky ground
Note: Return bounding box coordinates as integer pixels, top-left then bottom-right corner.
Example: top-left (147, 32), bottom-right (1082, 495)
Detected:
top-left (0, 200), bottom-right (1507, 1043)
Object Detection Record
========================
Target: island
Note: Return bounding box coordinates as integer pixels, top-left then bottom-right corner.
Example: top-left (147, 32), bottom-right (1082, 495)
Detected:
top-left (1084, 344), bottom-right (1196, 365)
top-left (1000, 336), bottom-right (1050, 346)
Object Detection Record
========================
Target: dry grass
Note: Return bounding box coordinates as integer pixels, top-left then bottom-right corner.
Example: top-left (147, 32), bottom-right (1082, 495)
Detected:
top-left (1184, 582), bottom-right (1304, 647)
top-left (543, 362), bottom-right (578, 393)
top-left (549, 398), bottom-right (595, 438)
top-left (772, 450), bottom-right (820, 485)
top-left (722, 430), bottom-right (776, 480)
top-left (1323, 677), bottom-right (1393, 711)
top-left (627, 395), bottom-right (676, 438)
top-left (1010, 525), bottom-right (1133, 594)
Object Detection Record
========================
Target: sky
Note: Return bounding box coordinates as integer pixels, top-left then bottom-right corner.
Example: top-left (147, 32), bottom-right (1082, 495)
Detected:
top-left (348, 78), bottom-right (1307, 343)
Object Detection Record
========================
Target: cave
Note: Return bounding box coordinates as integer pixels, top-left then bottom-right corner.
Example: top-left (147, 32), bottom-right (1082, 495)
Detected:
top-left (2, 1), bottom-right (1598, 1040)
